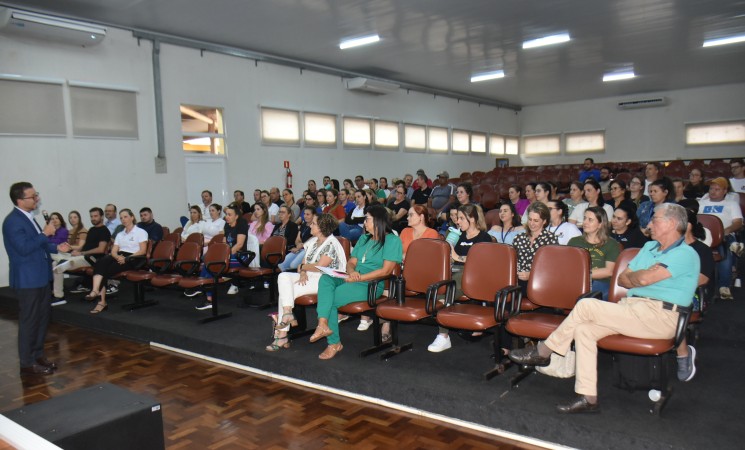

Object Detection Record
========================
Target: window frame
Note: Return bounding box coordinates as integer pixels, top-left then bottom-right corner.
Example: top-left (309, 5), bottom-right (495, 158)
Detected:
top-left (427, 126), bottom-right (449, 153)
top-left (260, 106), bottom-right (301, 146)
top-left (373, 119), bottom-right (400, 151)
top-left (451, 129), bottom-right (471, 154)
top-left (685, 120), bottom-right (745, 146)
top-left (565, 130), bottom-right (606, 154)
top-left (523, 133), bottom-right (561, 156)
top-left (403, 123), bottom-right (427, 153)
top-left (303, 111), bottom-right (338, 148)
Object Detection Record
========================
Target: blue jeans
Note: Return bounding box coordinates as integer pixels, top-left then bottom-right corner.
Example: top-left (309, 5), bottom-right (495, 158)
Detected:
top-left (338, 222), bottom-right (363, 242)
top-left (279, 249), bottom-right (305, 272)
top-left (718, 234), bottom-right (737, 288)
top-left (592, 279), bottom-right (610, 301)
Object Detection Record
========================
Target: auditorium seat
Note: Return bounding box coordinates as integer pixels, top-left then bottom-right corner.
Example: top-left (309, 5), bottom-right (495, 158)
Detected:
top-left (184, 232), bottom-right (204, 248)
top-left (179, 242), bottom-right (233, 323)
top-left (150, 242), bottom-right (202, 288)
top-left (237, 235), bottom-right (286, 308)
top-left (123, 240), bottom-right (176, 310)
top-left (485, 209), bottom-right (501, 229)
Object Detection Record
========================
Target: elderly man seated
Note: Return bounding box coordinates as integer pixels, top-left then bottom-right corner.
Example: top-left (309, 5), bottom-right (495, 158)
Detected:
top-left (509, 203), bottom-right (699, 413)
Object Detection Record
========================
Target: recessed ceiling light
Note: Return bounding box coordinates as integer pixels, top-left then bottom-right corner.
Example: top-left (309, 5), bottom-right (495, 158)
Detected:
top-left (470, 70), bottom-right (505, 82)
top-left (703, 33), bottom-right (745, 47)
top-left (603, 71), bottom-right (636, 82)
top-left (522, 33), bottom-right (571, 49)
top-left (339, 34), bottom-right (380, 50)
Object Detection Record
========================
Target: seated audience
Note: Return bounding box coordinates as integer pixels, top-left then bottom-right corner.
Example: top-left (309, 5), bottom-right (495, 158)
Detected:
top-left (181, 205), bottom-right (205, 243)
top-left (629, 176), bottom-right (650, 208)
top-left (672, 178), bottom-right (687, 202)
top-left (513, 202), bottom-right (559, 294)
top-left (598, 166), bottom-right (612, 193)
top-left (488, 202), bottom-right (525, 244)
top-left (103, 204), bottom-right (121, 235)
top-left (578, 157), bottom-right (601, 183)
top-left (429, 204), bottom-right (492, 353)
top-left (411, 173), bottom-right (432, 206)
top-left (637, 177), bottom-right (674, 232)
top-left (509, 203), bottom-right (698, 414)
top-left (310, 205), bottom-right (402, 360)
top-left (338, 190), bottom-right (367, 243)
top-left (388, 185), bottom-right (411, 233)
top-left (610, 204), bottom-right (649, 249)
top-left (249, 202), bottom-right (275, 244)
top-left (261, 190), bottom-right (280, 223)
top-left (47, 212), bottom-right (69, 246)
top-left (609, 179), bottom-right (636, 212)
top-left (546, 200), bottom-right (581, 245)
top-left (399, 205), bottom-right (439, 256)
top-left (203, 204), bottom-right (225, 245)
top-left (316, 188), bottom-right (328, 212)
top-left (521, 182), bottom-right (551, 224)
top-left (429, 171), bottom-right (456, 220)
top-left (339, 188), bottom-right (355, 214)
top-left (562, 181), bottom-right (584, 219)
top-left (323, 189), bottom-right (347, 222)
top-left (66, 210), bottom-right (87, 252)
top-left (282, 189), bottom-right (300, 219)
top-left (569, 179), bottom-right (614, 228)
top-left (568, 207), bottom-right (621, 300)
top-left (85, 209), bottom-right (148, 314)
top-left (233, 190), bottom-right (252, 215)
top-left (279, 207), bottom-right (316, 272)
top-left (137, 207), bottom-right (164, 242)
top-left (729, 158), bottom-right (745, 193)
top-left (684, 167), bottom-right (707, 199)
top-left (267, 213), bottom-right (348, 352)
top-left (271, 205), bottom-right (299, 253)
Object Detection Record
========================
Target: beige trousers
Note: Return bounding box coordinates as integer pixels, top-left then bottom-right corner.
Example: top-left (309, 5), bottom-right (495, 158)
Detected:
top-left (51, 254), bottom-right (91, 298)
top-left (544, 297), bottom-right (678, 396)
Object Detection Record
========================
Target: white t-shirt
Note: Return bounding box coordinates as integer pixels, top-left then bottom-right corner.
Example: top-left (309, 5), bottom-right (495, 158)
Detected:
top-left (547, 221), bottom-right (582, 245)
top-left (181, 221), bottom-right (205, 240)
top-left (568, 202), bottom-right (615, 227)
top-left (115, 226), bottom-right (148, 253)
top-left (698, 197), bottom-right (743, 230)
top-left (268, 203), bottom-right (280, 222)
top-left (730, 177), bottom-right (745, 194)
top-left (203, 218), bottom-right (226, 240)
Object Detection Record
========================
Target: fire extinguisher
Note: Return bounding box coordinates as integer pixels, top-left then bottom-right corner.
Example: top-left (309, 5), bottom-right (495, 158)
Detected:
top-left (286, 167), bottom-right (293, 189)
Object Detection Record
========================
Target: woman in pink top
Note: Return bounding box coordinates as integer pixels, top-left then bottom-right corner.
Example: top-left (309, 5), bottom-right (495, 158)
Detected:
top-left (249, 202), bottom-right (275, 244)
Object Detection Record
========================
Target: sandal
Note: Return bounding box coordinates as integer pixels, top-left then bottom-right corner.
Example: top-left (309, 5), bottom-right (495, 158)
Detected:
top-left (318, 343), bottom-right (343, 360)
top-left (309, 325), bottom-right (333, 343)
top-left (275, 313), bottom-right (298, 330)
top-left (84, 292), bottom-right (100, 302)
top-left (90, 302), bottom-right (108, 314)
top-left (265, 333), bottom-right (290, 352)
top-left (381, 333), bottom-right (392, 344)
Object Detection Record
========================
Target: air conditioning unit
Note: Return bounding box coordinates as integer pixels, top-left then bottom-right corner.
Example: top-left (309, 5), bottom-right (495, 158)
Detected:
top-left (617, 97), bottom-right (668, 110)
top-left (0, 7), bottom-right (106, 46)
top-left (346, 77), bottom-right (400, 95)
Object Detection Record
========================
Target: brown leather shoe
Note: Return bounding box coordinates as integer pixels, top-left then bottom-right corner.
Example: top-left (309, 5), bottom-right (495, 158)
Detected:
top-left (508, 346), bottom-right (551, 367)
top-left (36, 357), bottom-right (57, 370)
top-left (557, 396), bottom-right (600, 414)
top-left (20, 364), bottom-right (54, 375)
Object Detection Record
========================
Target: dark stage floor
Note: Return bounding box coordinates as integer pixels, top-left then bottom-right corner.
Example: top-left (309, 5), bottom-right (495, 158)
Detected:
top-left (1, 282), bottom-right (743, 450)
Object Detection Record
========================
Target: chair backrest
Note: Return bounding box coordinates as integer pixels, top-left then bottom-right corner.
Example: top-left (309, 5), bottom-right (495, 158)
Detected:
top-left (184, 232), bottom-right (205, 247)
top-left (485, 209), bottom-right (501, 229)
top-left (403, 238), bottom-right (451, 293)
top-left (697, 214), bottom-right (723, 248)
top-left (202, 242), bottom-right (230, 276)
top-left (175, 241), bottom-right (202, 273)
top-left (161, 226), bottom-right (170, 237)
top-left (210, 234), bottom-right (226, 245)
top-left (172, 227), bottom-right (183, 235)
top-left (461, 243), bottom-right (516, 302)
top-left (607, 247), bottom-right (640, 303)
top-left (527, 245), bottom-right (591, 309)
top-left (163, 232), bottom-right (180, 248)
top-left (261, 235), bottom-right (287, 264)
top-left (150, 240), bottom-right (176, 271)
top-left (336, 236), bottom-right (352, 260)
top-left (480, 191), bottom-right (500, 211)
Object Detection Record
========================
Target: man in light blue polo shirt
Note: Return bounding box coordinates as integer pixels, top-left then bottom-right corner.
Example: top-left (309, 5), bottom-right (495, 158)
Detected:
top-left (509, 203), bottom-right (698, 414)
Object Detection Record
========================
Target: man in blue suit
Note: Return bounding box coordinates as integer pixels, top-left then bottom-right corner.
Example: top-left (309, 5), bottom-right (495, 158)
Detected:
top-left (3, 182), bottom-right (69, 375)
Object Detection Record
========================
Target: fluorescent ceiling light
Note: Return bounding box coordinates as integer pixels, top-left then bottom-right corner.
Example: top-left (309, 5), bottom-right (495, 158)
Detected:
top-left (339, 34), bottom-right (380, 50)
top-left (703, 34), bottom-right (745, 47)
top-left (470, 70), bottom-right (505, 82)
top-left (522, 33), bottom-right (571, 49)
top-left (603, 71), bottom-right (635, 82)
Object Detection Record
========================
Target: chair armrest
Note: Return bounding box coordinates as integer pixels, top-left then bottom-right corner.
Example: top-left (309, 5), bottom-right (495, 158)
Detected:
top-left (497, 285), bottom-right (522, 322)
top-left (582, 290), bottom-right (604, 301)
top-left (205, 261), bottom-right (228, 277)
top-left (148, 257), bottom-right (173, 274)
top-left (364, 274), bottom-right (397, 307)
top-left (175, 259), bottom-right (201, 276)
top-left (425, 279), bottom-right (455, 315)
top-left (265, 251), bottom-right (284, 268)
top-left (673, 307), bottom-right (692, 348)
top-left (125, 254), bottom-right (148, 270)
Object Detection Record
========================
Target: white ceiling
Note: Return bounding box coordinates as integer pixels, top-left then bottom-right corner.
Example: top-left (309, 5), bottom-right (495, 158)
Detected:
top-left (3, 0), bottom-right (745, 108)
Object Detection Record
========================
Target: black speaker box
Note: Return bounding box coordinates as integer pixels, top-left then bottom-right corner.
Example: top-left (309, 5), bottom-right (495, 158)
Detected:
top-left (3, 383), bottom-right (164, 450)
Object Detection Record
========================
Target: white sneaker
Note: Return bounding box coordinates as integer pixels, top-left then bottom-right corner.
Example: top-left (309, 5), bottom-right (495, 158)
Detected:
top-left (720, 286), bottom-right (733, 300)
top-left (227, 285), bottom-right (239, 295)
top-left (357, 319), bottom-right (373, 331)
top-left (427, 334), bottom-right (452, 353)
top-left (730, 241), bottom-right (744, 257)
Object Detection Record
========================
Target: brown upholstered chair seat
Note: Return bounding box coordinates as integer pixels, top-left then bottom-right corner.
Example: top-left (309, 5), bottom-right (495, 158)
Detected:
top-left (377, 297), bottom-right (445, 322)
top-left (597, 334), bottom-right (674, 354)
top-left (505, 313), bottom-right (565, 339)
top-left (179, 276), bottom-right (217, 289)
top-left (435, 303), bottom-right (498, 330)
top-left (519, 298), bottom-right (540, 311)
top-left (126, 271), bottom-right (157, 282)
top-left (237, 267), bottom-right (274, 278)
top-left (294, 294), bottom-right (317, 306)
top-left (338, 296), bottom-right (388, 315)
top-left (150, 274), bottom-right (184, 287)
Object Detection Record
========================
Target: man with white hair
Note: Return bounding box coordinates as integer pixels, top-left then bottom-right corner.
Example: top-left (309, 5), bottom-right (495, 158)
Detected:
top-left (509, 203), bottom-right (698, 413)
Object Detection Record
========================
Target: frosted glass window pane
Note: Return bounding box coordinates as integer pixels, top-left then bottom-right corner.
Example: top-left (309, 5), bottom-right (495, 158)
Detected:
top-left (686, 122), bottom-right (745, 145)
top-left (70, 87), bottom-right (138, 138)
top-left (471, 132), bottom-right (486, 153)
top-left (524, 135), bottom-right (560, 155)
top-left (452, 130), bottom-right (470, 153)
top-left (566, 131), bottom-right (605, 153)
top-left (505, 137), bottom-right (519, 155)
top-left (0, 79), bottom-right (65, 135)
top-left (343, 117), bottom-right (371, 147)
top-left (428, 127), bottom-right (449, 152)
top-left (261, 108), bottom-right (300, 144)
top-left (305, 112), bottom-right (337, 145)
top-left (404, 124), bottom-right (426, 152)
top-left (374, 120), bottom-right (399, 149)
top-left (490, 135), bottom-right (505, 155)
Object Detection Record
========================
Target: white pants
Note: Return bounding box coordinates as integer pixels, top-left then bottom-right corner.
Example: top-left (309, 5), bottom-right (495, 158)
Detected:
top-left (276, 271), bottom-right (322, 331)
top-left (51, 253), bottom-right (90, 298)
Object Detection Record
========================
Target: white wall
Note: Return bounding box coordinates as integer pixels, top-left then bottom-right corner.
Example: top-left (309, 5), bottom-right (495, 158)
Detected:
top-left (0, 28), bottom-right (518, 287)
top-left (515, 83), bottom-right (745, 166)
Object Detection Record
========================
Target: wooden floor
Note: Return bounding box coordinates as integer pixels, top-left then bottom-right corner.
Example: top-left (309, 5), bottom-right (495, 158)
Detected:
top-left (0, 312), bottom-right (536, 450)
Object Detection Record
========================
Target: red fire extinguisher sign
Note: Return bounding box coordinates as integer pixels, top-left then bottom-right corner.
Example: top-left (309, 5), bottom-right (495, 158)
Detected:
top-left (283, 160), bottom-right (290, 169)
